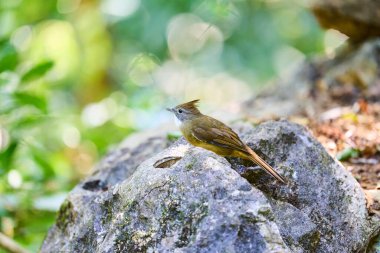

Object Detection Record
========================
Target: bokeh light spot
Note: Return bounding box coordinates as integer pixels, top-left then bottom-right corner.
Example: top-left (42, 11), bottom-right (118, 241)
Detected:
top-left (29, 21), bottom-right (81, 81)
top-left (8, 170), bottom-right (22, 189)
top-left (324, 29), bottom-right (348, 56)
top-left (82, 102), bottom-right (109, 127)
top-left (101, 0), bottom-right (140, 20)
top-left (10, 25), bottom-right (32, 51)
top-left (167, 14), bottom-right (223, 60)
top-left (81, 98), bottom-right (118, 127)
top-left (62, 126), bottom-right (81, 148)
top-left (127, 53), bottom-right (159, 86)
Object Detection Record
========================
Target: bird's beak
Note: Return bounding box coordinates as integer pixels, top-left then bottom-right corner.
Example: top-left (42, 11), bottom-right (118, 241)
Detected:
top-left (166, 108), bottom-right (174, 113)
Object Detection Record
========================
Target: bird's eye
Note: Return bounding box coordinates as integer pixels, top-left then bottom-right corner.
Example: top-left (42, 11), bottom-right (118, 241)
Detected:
top-left (178, 109), bottom-right (183, 113)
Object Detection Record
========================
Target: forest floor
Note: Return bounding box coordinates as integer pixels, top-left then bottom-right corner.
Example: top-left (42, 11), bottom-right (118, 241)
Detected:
top-left (307, 101), bottom-right (380, 214)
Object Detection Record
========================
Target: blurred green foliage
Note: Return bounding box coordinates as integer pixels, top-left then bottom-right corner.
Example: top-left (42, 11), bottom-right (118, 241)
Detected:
top-left (0, 0), bottom-right (326, 251)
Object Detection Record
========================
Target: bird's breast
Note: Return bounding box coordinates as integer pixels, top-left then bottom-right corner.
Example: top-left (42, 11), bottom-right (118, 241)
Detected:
top-left (180, 122), bottom-right (199, 145)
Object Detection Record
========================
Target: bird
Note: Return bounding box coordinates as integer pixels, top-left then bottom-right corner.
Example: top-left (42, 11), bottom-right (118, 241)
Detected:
top-left (167, 99), bottom-right (285, 183)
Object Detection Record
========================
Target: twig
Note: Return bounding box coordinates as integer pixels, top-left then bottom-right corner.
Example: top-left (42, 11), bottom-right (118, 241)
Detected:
top-left (0, 233), bottom-right (30, 253)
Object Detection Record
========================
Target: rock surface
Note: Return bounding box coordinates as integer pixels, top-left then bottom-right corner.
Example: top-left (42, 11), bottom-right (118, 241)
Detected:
top-left (41, 121), bottom-right (379, 253)
top-left (310, 0), bottom-right (380, 42)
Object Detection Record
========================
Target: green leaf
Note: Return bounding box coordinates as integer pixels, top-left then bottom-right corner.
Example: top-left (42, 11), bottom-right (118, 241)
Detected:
top-left (21, 60), bottom-right (54, 82)
top-left (336, 147), bottom-right (360, 161)
top-left (13, 92), bottom-right (47, 113)
top-left (0, 141), bottom-right (18, 174)
top-left (11, 114), bottom-right (47, 129)
top-left (166, 131), bottom-right (182, 141)
top-left (32, 150), bottom-right (55, 179)
top-left (0, 39), bottom-right (18, 72)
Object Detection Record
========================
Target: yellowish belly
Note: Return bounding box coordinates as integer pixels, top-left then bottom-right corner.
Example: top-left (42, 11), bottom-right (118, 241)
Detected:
top-left (180, 123), bottom-right (233, 156)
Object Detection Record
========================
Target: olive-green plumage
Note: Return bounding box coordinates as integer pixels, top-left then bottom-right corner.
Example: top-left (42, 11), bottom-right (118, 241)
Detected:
top-left (167, 100), bottom-right (285, 183)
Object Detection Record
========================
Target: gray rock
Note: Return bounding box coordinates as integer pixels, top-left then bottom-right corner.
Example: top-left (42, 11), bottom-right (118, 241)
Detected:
top-left (41, 121), bottom-right (379, 252)
top-left (310, 0), bottom-right (380, 42)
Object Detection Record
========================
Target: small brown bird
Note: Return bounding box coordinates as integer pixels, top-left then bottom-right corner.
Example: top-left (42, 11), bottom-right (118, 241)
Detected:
top-left (167, 99), bottom-right (285, 183)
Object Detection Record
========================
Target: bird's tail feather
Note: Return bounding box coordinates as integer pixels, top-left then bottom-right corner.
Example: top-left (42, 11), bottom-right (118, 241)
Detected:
top-left (245, 147), bottom-right (286, 184)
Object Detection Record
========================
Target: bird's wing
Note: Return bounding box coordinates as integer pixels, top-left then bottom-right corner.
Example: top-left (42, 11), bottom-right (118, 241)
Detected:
top-left (191, 117), bottom-right (247, 153)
